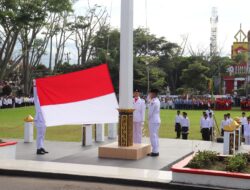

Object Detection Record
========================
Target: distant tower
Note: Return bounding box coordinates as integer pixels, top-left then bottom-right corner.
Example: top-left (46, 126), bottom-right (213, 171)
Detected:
top-left (210, 7), bottom-right (218, 56)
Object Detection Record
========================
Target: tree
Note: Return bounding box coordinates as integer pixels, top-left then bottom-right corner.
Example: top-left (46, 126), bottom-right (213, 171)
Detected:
top-left (181, 61), bottom-right (210, 94)
top-left (73, 3), bottom-right (108, 65)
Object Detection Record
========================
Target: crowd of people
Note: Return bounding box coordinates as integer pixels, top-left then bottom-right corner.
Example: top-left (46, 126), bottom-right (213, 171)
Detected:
top-left (0, 96), bottom-right (34, 109)
top-left (160, 97), bottom-right (233, 110)
top-left (174, 107), bottom-right (215, 140)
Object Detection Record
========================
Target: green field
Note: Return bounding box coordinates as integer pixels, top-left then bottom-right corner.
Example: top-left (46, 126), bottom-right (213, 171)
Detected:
top-left (0, 106), bottom-right (244, 142)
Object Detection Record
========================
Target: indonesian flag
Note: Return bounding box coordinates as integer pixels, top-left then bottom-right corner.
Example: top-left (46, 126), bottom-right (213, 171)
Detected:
top-left (34, 64), bottom-right (119, 127)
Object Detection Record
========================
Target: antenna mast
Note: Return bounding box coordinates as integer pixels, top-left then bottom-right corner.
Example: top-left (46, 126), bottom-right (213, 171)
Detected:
top-left (210, 7), bottom-right (218, 56)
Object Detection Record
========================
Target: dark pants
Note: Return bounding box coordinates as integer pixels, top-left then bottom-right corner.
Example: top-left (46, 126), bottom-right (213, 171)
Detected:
top-left (221, 129), bottom-right (224, 136)
top-left (175, 123), bottom-right (181, 138)
top-left (209, 128), bottom-right (213, 141)
top-left (182, 127), bottom-right (189, 140)
top-left (241, 125), bottom-right (244, 136)
top-left (201, 128), bottom-right (210, 141)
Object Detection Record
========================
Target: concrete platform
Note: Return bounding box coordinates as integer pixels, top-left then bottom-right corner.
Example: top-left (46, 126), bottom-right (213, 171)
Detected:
top-left (98, 142), bottom-right (151, 160)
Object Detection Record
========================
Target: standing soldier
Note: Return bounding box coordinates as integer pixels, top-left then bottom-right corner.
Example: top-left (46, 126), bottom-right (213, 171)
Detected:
top-left (180, 112), bottom-right (190, 140)
top-left (133, 89), bottom-right (146, 144)
top-left (148, 89), bottom-right (161, 157)
top-left (200, 113), bottom-right (210, 141)
top-left (175, 110), bottom-right (182, 138)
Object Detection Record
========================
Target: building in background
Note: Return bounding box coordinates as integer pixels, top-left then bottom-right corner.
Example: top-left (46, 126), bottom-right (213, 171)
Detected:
top-left (223, 25), bottom-right (248, 95)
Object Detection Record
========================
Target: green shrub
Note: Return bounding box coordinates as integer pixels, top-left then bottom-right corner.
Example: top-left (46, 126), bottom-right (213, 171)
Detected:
top-left (187, 151), bottom-right (218, 169)
top-left (225, 154), bottom-right (248, 172)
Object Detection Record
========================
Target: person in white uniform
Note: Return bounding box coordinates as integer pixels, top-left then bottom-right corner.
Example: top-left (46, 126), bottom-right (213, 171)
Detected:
top-left (206, 107), bottom-right (214, 116)
top-left (148, 89), bottom-right (161, 157)
top-left (180, 112), bottom-right (190, 140)
top-left (220, 114), bottom-right (228, 136)
top-left (240, 112), bottom-right (247, 137)
top-left (34, 83), bottom-right (48, 155)
top-left (244, 117), bottom-right (250, 145)
top-left (175, 110), bottom-right (182, 138)
top-left (200, 113), bottom-right (210, 141)
top-left (133, 89), bottom-right (146, 144)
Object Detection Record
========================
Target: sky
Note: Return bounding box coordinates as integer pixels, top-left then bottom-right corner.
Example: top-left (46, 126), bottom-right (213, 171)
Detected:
top-left (42, 0), bottom-right (250, 65)
top-left (73, 0), bottom-right (250, 57)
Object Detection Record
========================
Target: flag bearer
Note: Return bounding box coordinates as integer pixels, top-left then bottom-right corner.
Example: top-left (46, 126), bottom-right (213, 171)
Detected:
top-left (34, 82), bottom-right (48, 155)
top-left (148, 89), bottom-right (161, 157)
top-left (133, 89), bottom-right (146, 144)
top-left (180, 112), bottom-right (190, 140)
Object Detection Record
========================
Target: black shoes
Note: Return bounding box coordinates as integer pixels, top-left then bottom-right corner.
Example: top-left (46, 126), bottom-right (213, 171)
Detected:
top-left (36, 148), bottom-right (49, 155)
top-left (147, 152), bottom-right (159, 157)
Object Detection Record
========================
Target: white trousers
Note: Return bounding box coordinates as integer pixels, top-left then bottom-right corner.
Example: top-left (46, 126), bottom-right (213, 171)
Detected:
top-left (36, 127), bottom-right (46, 149)
top-left (149, 123), bottom-right (160, 153)
top-left (133, 122), bottom-right (143, 144)
top-left (245, 135), bottom-right (250, 145)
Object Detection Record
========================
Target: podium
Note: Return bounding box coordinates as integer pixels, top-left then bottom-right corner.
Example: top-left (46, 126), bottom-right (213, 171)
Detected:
top-left (223, 131), bottom-right (235, 155)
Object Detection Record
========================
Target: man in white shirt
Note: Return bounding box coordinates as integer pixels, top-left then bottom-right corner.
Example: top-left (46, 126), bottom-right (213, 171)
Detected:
top-left (227, 113), bottom-right (233, 124)
top-left (180, 112), bottom-right (190, 140)
top-left (208, 112), bottom-right (214, 141)
top-left (220, 114), bottom-right (228, 136)
top-left (148, 89), bottom-right (161, 157)
top-left (244, 117), bottom-right (250, 145)
top-left (206, 106), bottom-right (214, 116)
top-left (200, 113), bottom-right (210, 141)
top-left (0, 96), bottom-right (2, 109)
top-left (133, 89), bottom-right (146, 144)
top-left (240, 112), bottom-right (247, 137)
top-left (175, 110), bottom-right (182, 138)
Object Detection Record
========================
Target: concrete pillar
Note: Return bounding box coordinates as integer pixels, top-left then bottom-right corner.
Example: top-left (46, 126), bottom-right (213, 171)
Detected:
top-left (95, 124), bottom-right (105, 142)
top-left (24, 122), bottom-right (34, 143)
top-left (108, 123), bottom-right (117, 139)
top-left (223, 131), bottom-right (235, 155)
top-left (82, 125), bottom-right (92, 146)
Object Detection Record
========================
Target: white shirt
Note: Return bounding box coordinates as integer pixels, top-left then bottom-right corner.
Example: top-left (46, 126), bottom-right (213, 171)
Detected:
top-left (240, 117), bottom-right (248, 126)
top-left (200, 117), bottom-right (210, 128)
top-left (227, 118), bottom-right (233, 125)
top-left (244, 123), bottom-right (250, 136)
top-left (206, 109), bottom-right (214, 116)
top-left (208, 117), bottom-right (214, 128)
top-left (221, 119), bottom-right (228, 129)
top-left (175, 114), bottom-right (182, 124)
top-left (3, 98), bottom-right (8, 105)
top-left (148, 97), bottom-right (161, 124)
top-left (7, 98), bottom-right (12, 105)
top-left (0, 98), bottom-right (2, 107)
top-left (181, 117), bottom-right (190, 128)
top-left (133, 97), bottom-right (146, 123)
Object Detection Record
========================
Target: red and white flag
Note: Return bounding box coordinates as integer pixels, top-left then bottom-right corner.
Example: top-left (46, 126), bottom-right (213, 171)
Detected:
top-left (35, 64), bottom-right (118, 127)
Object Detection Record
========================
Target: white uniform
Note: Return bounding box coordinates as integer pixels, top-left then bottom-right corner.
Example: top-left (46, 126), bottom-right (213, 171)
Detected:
top-left (241, 116), bottom-right (248, 135)
top-left (209, 117), bottom-right (214, 129)
top-left (220, 119), bottom-right (228, 130)
top-left (244, 123), bottom-right (250, 145)
top-left (200, 118), bottom-right (210, 129)
top-left (206, 109), bottom-right (214, 116)
top-left (133, 97), bottom-right (146, 144)
top-left (148, 97), bottom-right (161, 153)
top-left (34, 87), bottom-right (47, 149)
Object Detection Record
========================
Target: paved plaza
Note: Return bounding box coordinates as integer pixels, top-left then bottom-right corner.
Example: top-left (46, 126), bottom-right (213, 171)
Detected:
top-left (15, 138), bottom-right (231, 170)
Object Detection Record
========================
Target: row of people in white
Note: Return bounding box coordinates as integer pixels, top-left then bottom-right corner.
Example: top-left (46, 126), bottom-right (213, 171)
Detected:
top-left (133, 89), bottom-right (161, 157)
top-left (200, 110), bottom-right (215, 141)
top-left (175, 111), bottom-right (190, 139)
top-left (0, 96), bottom-right (34, 108)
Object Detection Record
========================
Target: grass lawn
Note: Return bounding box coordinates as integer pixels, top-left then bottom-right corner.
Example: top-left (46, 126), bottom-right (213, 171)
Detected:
top-left (0, 106), bottom-right (244, 142)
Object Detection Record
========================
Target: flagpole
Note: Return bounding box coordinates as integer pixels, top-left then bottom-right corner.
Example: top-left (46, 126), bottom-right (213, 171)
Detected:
top-left (118, 0), bottom-right (134, 147)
